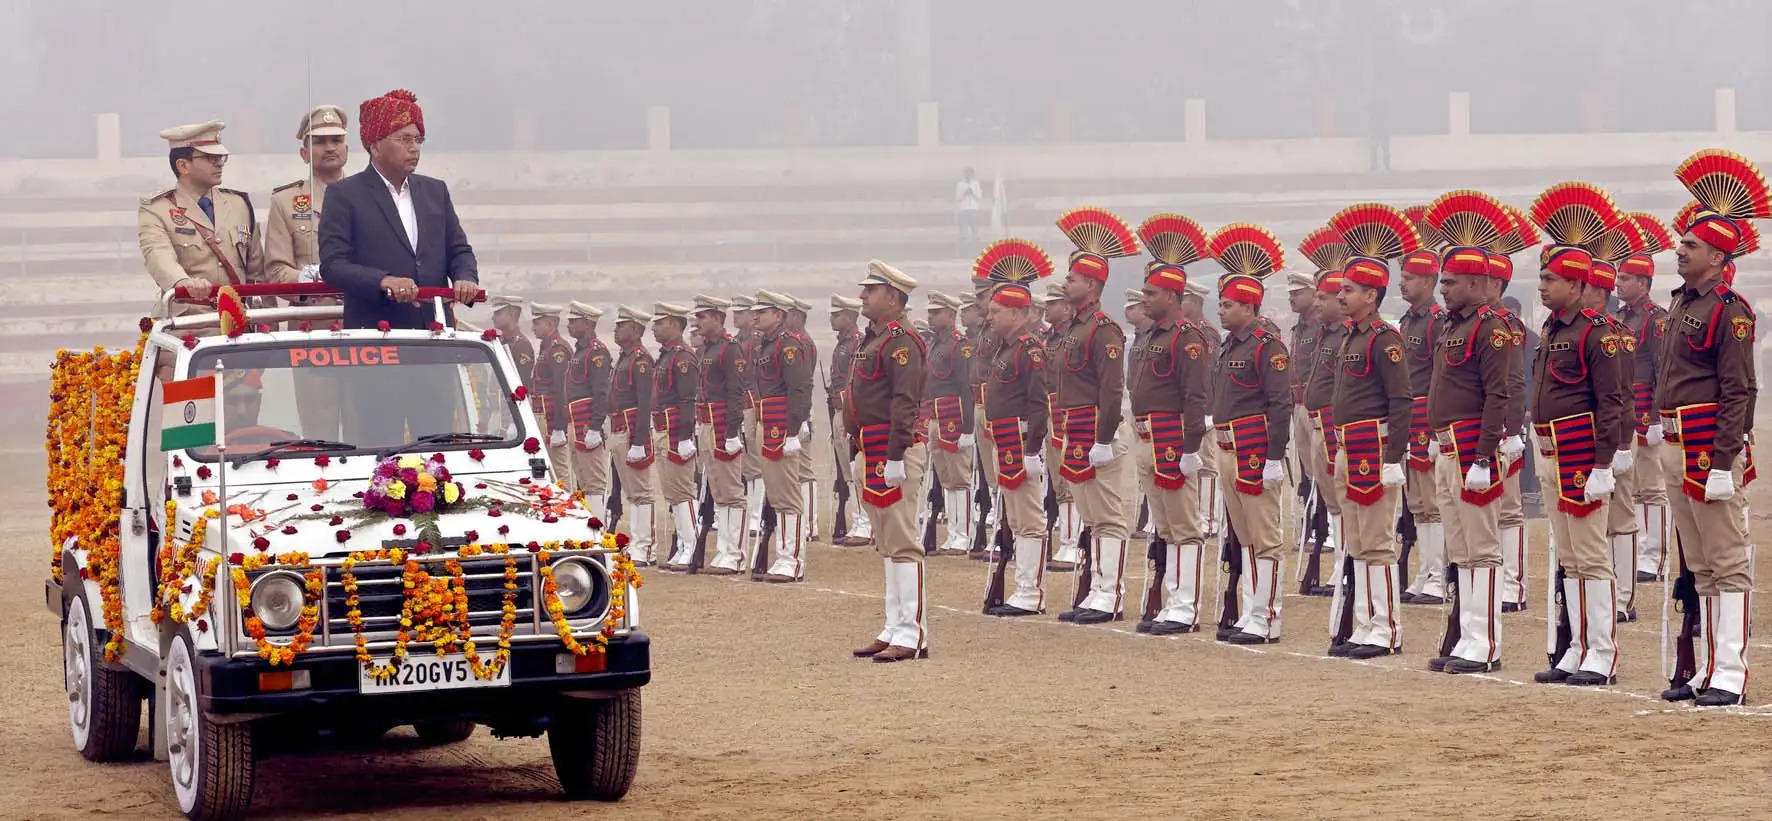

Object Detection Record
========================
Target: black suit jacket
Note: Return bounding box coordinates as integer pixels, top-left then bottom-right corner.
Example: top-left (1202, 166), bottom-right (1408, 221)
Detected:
top-left (319, 165), bottom-right (478, 328)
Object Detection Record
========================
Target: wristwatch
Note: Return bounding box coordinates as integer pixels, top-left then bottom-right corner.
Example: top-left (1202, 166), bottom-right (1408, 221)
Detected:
top-left (1473, 457), bottom-right (1493, 469)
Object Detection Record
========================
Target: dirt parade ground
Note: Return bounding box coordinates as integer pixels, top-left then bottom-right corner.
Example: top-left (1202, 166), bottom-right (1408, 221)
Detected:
top-left (8, 434), bottom-right (1772, 820)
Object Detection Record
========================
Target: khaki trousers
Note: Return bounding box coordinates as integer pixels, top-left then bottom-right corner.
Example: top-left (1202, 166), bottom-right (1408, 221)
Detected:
top-left (1404, 463), bottom-right (1440, 522)
top-left (1216, 447), bottom-right (1283, 560)
top-left (761, 440), bottom-right (806, 514)
top-left (1304, 415), bottom-right (1343, 516)
top-left (1334, 450), bottom-right (1400, 563)
top-left (1070, 433), bottom-right (1131, 540)
top-left (974, 407), bottom-right (999, 491)
top-left (742, 406), bottom-right (762, 481)
top-left (1433, 448), bottom-right (1500, 568)
top-left (1496, 453), bottom-right (1524, 530)
top-left (611, 429), bottom-right (657, 505)
top-left (568, 419), bottom-right (611, 496)
top-left (697, 423), bottom-right (745, 508)
top-left (654, 432), bottom-right (697, 506)
top-left (873, 443), bottom-right (930, 560)
top-left (928, 419), bottom-right (972, 490)
top-left (1633, 436), bottom-right (1668, 505)
top-left (1606, 458), bottom-right (1639, 536)
top-left (1146, 448), bottom-right (1204, 549)
top-left (1045, 438), bottom-right (1071, 503)
top-left (1001, 463), bottom-right (1046, 539)
top-left (1666, 458), bottom-right (1752, 594)
top-left (547, 442), bottom-right (573, 487)
top-left (1546, 452), bottom-right (1612, 579)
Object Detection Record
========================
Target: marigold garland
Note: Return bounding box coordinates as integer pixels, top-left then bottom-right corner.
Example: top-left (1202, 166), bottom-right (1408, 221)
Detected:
top-left (230, 552), bottom-right (323, 666)
top-left (151, 502), bottom-right (222, 628)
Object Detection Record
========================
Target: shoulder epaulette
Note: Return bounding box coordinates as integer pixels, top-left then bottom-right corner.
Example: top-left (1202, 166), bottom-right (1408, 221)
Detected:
top-left (1718, 284), bottom-right (1739, 304)
top-left (1428, 304), bottom-right (1443, 314)
top-left (1252, 326), bottom-right (1272, 339)
top-left (142, 188), bottom-right (174, 206)
top-left (272, 180), bottom-right (304, 194)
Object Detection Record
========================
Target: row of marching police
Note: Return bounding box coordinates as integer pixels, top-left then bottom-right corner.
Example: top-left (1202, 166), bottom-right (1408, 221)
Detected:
top-left (499, 148), bottom-right (1759, 700)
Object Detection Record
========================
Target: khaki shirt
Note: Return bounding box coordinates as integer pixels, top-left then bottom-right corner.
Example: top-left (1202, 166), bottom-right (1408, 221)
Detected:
top-left (264, 178), bottom-right (339, 304)
top-left (1212, 321), bottom-right (1293, 459)
top-left (1533, 307), bottom-right (1627, 460)
top-left (1427, 304), bottom-right (1512, 456)
top-left (1331, 319), bottom-right (1413, 464)
top-left (567, 334), bottom-right (613, 431)
top-left (1655, 277), bottom-right (1758, 469)
top-left (1053, 303), bottom-right (1127, 443)
top-left (138, 186), bottom-right (265, 307)
top-left (983, 330), bottom-right (1050, 447)
top-left (845, 317), bottom-right (925, 460)
top-left (531, 333), bottom-right (573, 435)
top-left (1128, 317), bottom-right (1211, 453)
top-left (1303, 321), bottom-right (1349, 411)
top-left (652, 341), bottom-right (700, 446)
top-left (1398, 302), bottom-right (1442, 398)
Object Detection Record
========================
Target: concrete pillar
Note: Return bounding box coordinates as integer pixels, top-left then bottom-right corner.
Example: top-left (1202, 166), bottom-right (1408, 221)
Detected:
top-left (95, 113), bottom-right (121, 163)
top-left (900, 0), bottom-right (932, 102)
top-left (647, 105), bottom-right (671, 152)
top-left (1448, 92), bottom-right (1470, 137)
top-left (1715, 88), bottom-right (1737, 134)
top-left (917, 101), bottom-right (940, 147)
top-left (1314, 95), bottom-right (1337, 138)
top-left (1184, 98), bottom-right (1206, 143)
top-left (1048, 103), bottom-right (1073, 144)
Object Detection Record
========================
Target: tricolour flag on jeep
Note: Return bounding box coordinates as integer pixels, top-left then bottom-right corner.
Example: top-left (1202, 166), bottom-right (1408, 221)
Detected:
top-left (160, 375), bottom-right (218, 451)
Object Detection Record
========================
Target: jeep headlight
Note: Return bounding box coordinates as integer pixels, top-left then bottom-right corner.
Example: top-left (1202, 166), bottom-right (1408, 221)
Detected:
top-left (250, 571), bottom-right (305, 632)
top-left (551, 559), bottom-right (596, 617)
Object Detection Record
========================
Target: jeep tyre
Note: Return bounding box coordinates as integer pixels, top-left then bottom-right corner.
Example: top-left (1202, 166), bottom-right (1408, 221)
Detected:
top-left (166, 632), bottom-right (254, 820)
top-left (548, 689), bottom-right (642, 801)
top-left (413, 719), bottom-right (476, 745)
top-left (64, 591), bottom-right (142, 762)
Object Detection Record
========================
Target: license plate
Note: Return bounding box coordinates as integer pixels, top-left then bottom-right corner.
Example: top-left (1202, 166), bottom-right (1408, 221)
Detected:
top-left (359, 653), bottom-right (512, 693)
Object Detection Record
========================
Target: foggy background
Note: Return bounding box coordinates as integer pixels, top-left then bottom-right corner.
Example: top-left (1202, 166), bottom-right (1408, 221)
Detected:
top-left (4, 0), bottom-right (1772, 158)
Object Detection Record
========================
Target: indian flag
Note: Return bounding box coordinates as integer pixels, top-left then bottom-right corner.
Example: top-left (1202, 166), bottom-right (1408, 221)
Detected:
top-left (161, 375), bottom-right (218, 451)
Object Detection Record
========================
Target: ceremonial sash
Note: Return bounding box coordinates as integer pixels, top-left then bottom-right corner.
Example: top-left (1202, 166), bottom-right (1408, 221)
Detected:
top-left (1311, 407), bottom-right (1337, 477)
top-left (1140, 412), bottom-right (1188, 491)
top-left (1632, 382), bottom-right (1654, 445)
top-left (1505, 447), bottom-right (1524, 478)
top-left (1673, 403), bottom-right (1758, 501)
top-left (532, 395), bottom-right (556, 432)
top-left (697, 402), bottom-right (739, 461)
top-left (858, 423), bottom-right (902, 507)
top-left (569, 398), bottom-right (599, 451)
top-left (615, 409), bottom-right (653, 469)
top-left (932, 395), bottom-right (964, 452)
top-left (759, 396), bottom-right (791, 461)
top-left (1337, 419), bottom-right (1384, 506)
top-left (1059, 405), bottom-right (1098, 483)
top-left (1216, 414), bottom-right (1269, 496)
top-left (1441, 418), bottom-right (1502, 507)
top-left (990, 417), bottom-right (1028, 489)
top-left (652, 408), bottom-right (694, 464)
top-left (186, 216), bottom-right (244, 286)
top-left (1407, 396), bottom-right (1433, 472)
top-left (1535, 413), bottom-right (1602, 518)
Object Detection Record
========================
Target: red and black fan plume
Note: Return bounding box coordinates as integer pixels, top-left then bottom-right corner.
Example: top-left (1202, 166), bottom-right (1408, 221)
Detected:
top-left (1137, 213), bottom-right (1209, 266)
top-left (1056, 206), bottom-right (1140, 257)
top-left (1590, 221), bottom-right (1648, 265)
top-left (1296, 226), bottom-right (1350, 272)
top-left (1208, 223), bottom-right (1284, 279)
top-left (1528, 182), bottom-right (1624, 248)
top-left (1404, 204), bottom-right (1448, 249)
top-left (973, 239), bottom-right (1054, 284)
top-left (1489, 204), bottom-right (1541, 256)
top-left (1628, 212), bottom-right (1675, 255)
top-left (1422, 190), bottom-right (1510, 250)
top-left (1675, 149), bottom-right (1772, 221)
top-left (1672, 199), bottom-right (1705, 236)
top-left (1738, 220), bottom-right (1763, 256)
top-left (1328, 202), bottom-right (1423, 261)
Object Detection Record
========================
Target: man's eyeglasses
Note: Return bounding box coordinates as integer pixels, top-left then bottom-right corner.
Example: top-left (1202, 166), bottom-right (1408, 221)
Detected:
top-left (194, 154), bottom-right (228, 166)
top-left (389, 135), bottom-right (426, 148)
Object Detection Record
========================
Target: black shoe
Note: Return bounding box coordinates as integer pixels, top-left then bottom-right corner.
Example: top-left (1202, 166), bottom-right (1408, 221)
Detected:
top-left (1411, 594), bottom-right (1446, 606)
top-left (1309, 584), bottom-right (1335, 597)
top-left (1149, 620), bottom-right (1198, 635)
top-left (1428, 656), bottom-right (1455, 672)
top-left (987, 604), bottom-right (1041, 617)
top-left (1445, 658), bottom-right (1501, 674)
top-left (1057, 609), bottom-right (1085, 622)
top-left (1637, 571), bottom-right (1661, 584)
top-left (1661, 684), bottom-right (1698, 702)
top-left (1501, 601), bottom-right (1525, 613)
top-left (1617, 610), bottom-right (1638, 623)
top-left (1135, 619), bottom-right (1156, 633)
top-left (1346, 644), bottom-right (1398, 660)
top-left (1328, 641), bottom-right (1356, 657)
top-left (1534, 667), bottom-right (1572, 684)
top-left (1072, 609), bottom-right (1118, 625)
top-left (1215, 624), bottom-right (1237, 642)
top-left (1399, 591), bottom-right (1419, 604)
top-left (1566, 671), bottom-right (1617, 686)
top-left (1224, 631), bottom-right (1279, 645)
top-left (1695, 687), bottom-right (1745, 707)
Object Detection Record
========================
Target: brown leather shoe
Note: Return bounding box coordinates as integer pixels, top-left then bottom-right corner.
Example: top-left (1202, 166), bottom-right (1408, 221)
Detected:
top-left (702, 567), bottom-right (737, 576)
top-left (841, 536), bottom-right (874, 547)
top-left (852, 639), bottom-right (890, 658)
top-left (763, 573), bottom-right (800, 583)
top-left (872, 644), bottom-right (922, 663)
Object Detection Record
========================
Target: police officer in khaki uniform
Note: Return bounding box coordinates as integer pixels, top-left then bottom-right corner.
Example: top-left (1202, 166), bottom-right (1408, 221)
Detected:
top-left (530, 304), bottom-right (575, 477)
top-left (491, 295), bottom-right (535, 381)
top-left (789, 296), bottom-right (821, 546)
top-left (1040, 283), bottom-right (1084, 570)
top-left (1183, 278), bottom-right (1222, 539)
top-left (565, 301), bottom-right (613, 520)
top-left (845, 262), bottom-right (929, 662)
top-left (652, 302), bottom-right (702, 571)
top-left (977, 247), bottom-right (1054, 617)
top-left (139, 121), bottom-right (265, 309)
top-left (1397, 249), bottom-right (1447, 605)
top-left (829, 295), bottom-right (873, 545)
top-left (610, 305), bottom-right (659, 565)
top-left (1614, 250), bottom-right (1672, 584)
top-left (692, 295), bottom-right (750, 574)
top-left (923, 291), bottom-right (975, 554)
top-left (1581, 254), bottom-right (1644, 622)
top-left (266, 105), bottom-right (351, 438)
top-left (753, 291), bottom-right (815, 581)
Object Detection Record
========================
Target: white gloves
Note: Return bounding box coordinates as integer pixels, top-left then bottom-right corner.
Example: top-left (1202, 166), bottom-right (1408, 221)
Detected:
top-left (1380, 462), bottom-right (1405, 488)
top-left (626, 444), bottom-right (647, 462)
top-left (1611, 449), bottom-right (1633, 475)
top-left (883, 459), bottom-right (905, 487)
top-left (1500, 435), bottom-right (1525, 459)
top-left (1426, 439), bottom-right (1441, 461)
top-left (1646, 424), bottom-right (1665, 447)
top-left (1261, 459), bottom-right (1285, 488)
top-left (1463, 463), bottom-right (1492, 492)
top-left (798, 421), bottom-right (811, 438)
top-left (1705, 468), bottom-right (1736, 501)
top-left (1024, 453), bottom-right (1045, 479)
top-left (783, 436), bottom-right (803, 455)
top-left (1584, 467), bottom-right (1615, 501)
top-left (549, 430), bottom-right (567, 448)
top-left (298, 263), bottom-right (323, 283)
top-left (723, 436), bottom-right (743, 455)
top-left (957, 433), bottom-right (975, 450)
top-left (1179, 451), bottom-right (1202, 477)
top-left (581, 430), bottom-right (604, 450)
top-left (676, 439), bottom-right (696, 460)
top-left (1088, 443), bottom-right (1113, 466)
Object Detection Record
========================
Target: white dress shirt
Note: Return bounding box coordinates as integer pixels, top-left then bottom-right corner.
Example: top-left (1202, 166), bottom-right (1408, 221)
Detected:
top-left (376, 167), bottom-right (418, 250)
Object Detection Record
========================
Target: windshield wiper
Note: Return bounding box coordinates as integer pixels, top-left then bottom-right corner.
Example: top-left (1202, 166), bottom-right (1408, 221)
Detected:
top-left (378, 431), bottom-right (502, 459)
top-left (232, 438), bottom-right (357, 468)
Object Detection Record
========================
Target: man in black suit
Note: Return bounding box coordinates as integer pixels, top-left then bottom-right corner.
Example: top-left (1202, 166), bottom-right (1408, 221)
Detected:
top-left (320, 89), bottom-right (480, 330)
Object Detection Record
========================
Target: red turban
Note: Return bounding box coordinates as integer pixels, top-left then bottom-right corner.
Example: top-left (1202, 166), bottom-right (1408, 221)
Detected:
top-left (1587, 260), bottom-right (1618, 291)
top-left (360, 89), bottom-right (425, 150)
top-left (1401, 250), bottom-right (1442, 276)
top-left (1220, 275), bottom-right (1264, 306)
top-left (1343, 257), bottom-right (1389, 289)
top-left (1442, 246), bottom-right (1491, 276)
top-left (1316, 270), bottom-right (1345, 294)
top-left (1619, 254), bottom-right (1655, 278)
top-left (990, 284), bottom-right (1032, 308)
top-left (1145, 264), bottom-right (1188, 294)
top-left (1069, 251), bottom-right (1110, 281)
top-left (1689, 212), bottom-right (1742, 255)
top-left (1487, 253), bottom-right (1514, 282)
top-left (1540, 245), bottom-right (1593, 282)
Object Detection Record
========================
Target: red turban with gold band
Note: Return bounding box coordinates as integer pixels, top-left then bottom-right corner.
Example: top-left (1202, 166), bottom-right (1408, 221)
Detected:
top-left (1619, 253), bottom-right (1655, 278)
top-left (1401, 249), bottom-right (1441, 276)
top-left (1221, 274), bottom-right (1264, 306)
top-left (1587, 259), bottom-right (1618, 291)
top-left (360, 89), bottom-right (425, 151)
top-left (1316, 269), bottom-right (1345, 294)
top-left (1144, 263), bottom-right (1188, 294)
top-left (1068, 250), bottom-right (1111, 281)
top-left (1487, 253), bottom-right (1514, 282)
top-left (990, 284), bottom-right (1033, 308)
top-left (1441, 246), bottom-right (1491, 276)
top-left (1541, 245), bottom-right (1594, 282)
top-left (1688, 212), bottom-right (1743, 255)
top-left (1343, 257), bottom-right (1388, 289)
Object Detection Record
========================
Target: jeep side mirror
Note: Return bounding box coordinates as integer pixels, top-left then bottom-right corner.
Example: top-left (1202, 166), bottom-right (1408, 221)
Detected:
top-left (174, 475), bottom-right (192, 497)
top-left (529, 457), bottom-right (548, 480)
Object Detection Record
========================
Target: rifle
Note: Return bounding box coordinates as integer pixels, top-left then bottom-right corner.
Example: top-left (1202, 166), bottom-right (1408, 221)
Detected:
top-left (751, 501), bottom-right (775, 580)
top-left (1135, 498), bottom-right (1150, 536)
top-left (828, 403), bottom-right (850, 542)
top-left (1437, 562), bottom-right (1460, 659)
top-left (1070, 526), bottom-right (1095, 609)
top-left (1305, 488), bottom-right (1331, 595)
top-left (1216, 519), bottom-right (1244, 638)
top-left (1140, 537), bottom-right (1168, 624)
top-left (921, 467), bottom-right (945, 554)
top-left (1667, 532), bottom-right (1700, 689)
top-left (607, 465), bottom-right (625, 529)
top-left (982, 498), bottom-right (1011, 612)
top-left (1396, 502), bottom-right (1417, 589)
top-left (688, 469), bottom-right (714, 574)
top-left (1293, 482), bottom-right (1320, 595)
top-left (1328, 551), bottom-right (1355, 650)
top-left (970, 457), bottom-right (994, 554)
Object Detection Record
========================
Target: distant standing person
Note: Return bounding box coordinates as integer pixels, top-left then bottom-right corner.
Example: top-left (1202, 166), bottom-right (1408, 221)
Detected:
top-left (954, 167), bottom-right (983, 248)
top-left (319, 89), bottom-right (480, 329)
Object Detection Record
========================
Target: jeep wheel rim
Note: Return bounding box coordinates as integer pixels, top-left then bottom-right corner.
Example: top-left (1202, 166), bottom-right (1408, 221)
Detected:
top-left (167, 638), bottom-right (200, 812)
top-left (63, 599), bottom-right (91, 750)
